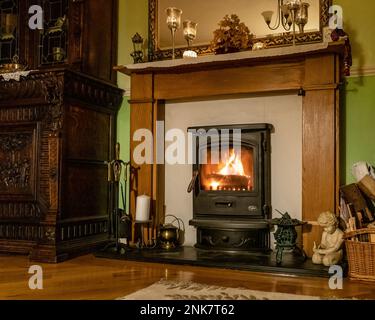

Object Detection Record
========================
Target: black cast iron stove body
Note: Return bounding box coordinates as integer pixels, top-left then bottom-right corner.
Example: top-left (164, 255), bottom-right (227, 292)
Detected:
top-left (188, 124), bottom-right (273, 253)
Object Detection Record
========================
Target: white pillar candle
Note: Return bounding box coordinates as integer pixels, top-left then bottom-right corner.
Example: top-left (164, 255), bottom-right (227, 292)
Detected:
top-left (135, 195), bottom-right (151, 222)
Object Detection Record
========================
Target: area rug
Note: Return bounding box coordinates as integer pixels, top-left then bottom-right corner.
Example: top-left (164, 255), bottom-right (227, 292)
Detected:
top-left (118, 279), bottom-right (331, 300)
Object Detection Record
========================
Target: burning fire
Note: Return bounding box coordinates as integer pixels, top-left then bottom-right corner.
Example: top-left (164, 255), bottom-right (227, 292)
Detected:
top-left (209, 150), bottom-right (250, 191)
top-left (219, 151), bottom-right (245, 176)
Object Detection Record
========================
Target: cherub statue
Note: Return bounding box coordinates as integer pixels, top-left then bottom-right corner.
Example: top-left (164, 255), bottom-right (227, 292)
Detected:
top-left (312, 211), bottom-right (344, 267)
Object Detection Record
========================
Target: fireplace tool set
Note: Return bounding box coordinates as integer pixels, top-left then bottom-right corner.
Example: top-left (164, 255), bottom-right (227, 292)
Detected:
top-left (100, 143), bottom-right (186, 254)
top-left (102, 143), bottom-right (132, 254)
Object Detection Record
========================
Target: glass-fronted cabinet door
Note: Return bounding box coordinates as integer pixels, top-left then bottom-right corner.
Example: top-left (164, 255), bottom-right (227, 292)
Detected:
top-left (0, 0), bottom-right (115, 82)
top-left (0, 0), bottom-right (19, 65)
top-left (38, 0), bottom-right (69, 66)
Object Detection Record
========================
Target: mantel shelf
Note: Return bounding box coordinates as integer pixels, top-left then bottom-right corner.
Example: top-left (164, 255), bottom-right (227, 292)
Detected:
top-left (115, 41), bottom-right (346, 76)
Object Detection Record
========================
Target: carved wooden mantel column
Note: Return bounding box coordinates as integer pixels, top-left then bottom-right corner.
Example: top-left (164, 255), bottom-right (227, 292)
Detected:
top-left (118, 42), bottom-right (346, 257)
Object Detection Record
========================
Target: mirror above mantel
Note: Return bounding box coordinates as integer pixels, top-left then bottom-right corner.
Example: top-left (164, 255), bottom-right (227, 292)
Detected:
top-left (148, 0), bottom-right (332, 61)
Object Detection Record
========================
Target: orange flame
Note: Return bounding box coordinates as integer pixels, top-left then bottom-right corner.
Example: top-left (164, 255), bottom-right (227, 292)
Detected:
top-left (209, 150), bottom-right (247, 190)
top-left (219, 150), bottom-right (245, 176)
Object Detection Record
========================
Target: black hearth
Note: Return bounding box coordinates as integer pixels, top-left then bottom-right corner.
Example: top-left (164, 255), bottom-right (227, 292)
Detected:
top-left (188, 124), bottom-right (273, 253)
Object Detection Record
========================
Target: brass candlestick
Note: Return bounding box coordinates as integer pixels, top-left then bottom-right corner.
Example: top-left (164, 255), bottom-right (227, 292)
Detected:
top-left (166, 7), bottom-right (183, 59)
top-left (296, 2), bottom-right (310, 34)
top-left (183, 20), bottom-right (198, 58)
top-left (288, 1), bottom-right (300, 46)
top-left (183, 20), bottom-right (197, 48)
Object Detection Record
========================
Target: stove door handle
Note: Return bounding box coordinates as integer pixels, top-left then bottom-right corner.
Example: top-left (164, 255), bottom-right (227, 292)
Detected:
top-left (187, 170), bottom-right (199, 193)
top-left (215, 201), bottom-right (234, 208)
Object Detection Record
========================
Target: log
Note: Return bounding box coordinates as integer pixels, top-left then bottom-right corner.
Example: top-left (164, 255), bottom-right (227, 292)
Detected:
top-left (358, 175), bottom-right (375, 201)
top-left (208, 174), bottom-right (251, 190)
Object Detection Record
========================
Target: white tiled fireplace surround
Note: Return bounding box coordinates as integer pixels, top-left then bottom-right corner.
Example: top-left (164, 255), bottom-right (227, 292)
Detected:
top-left (165, 94), bottom-right (303, 246)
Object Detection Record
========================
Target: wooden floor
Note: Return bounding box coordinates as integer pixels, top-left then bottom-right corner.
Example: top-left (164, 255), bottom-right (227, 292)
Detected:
top-left (1, 254), bottom-right (375, 300)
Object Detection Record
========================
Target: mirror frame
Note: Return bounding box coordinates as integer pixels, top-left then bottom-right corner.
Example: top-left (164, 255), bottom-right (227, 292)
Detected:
top-left (148, 0), bottom-right (332, 61)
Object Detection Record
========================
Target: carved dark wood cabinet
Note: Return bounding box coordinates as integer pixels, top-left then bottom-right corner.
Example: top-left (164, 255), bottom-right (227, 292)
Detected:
top-left (0, 69), bottom-right (123, 262)
top-left (0, 0), bottom-right (122, 262)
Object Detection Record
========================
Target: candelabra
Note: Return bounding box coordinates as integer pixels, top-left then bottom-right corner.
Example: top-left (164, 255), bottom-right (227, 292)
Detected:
top-left (261, 0), bottom-right (309, 46)
top-left (183, 20), bottom-right (198, 58)
top-left (166, 7), bottom-right (183, 59)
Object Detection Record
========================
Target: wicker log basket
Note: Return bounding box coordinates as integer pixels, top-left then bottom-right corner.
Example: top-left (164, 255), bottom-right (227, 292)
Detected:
top-left (344, 229), bottom-right (375, 282)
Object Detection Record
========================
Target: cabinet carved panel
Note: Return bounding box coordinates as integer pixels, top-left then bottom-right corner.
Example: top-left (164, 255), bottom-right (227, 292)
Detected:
top-left (0, 125), bottom-right (37, 198)
top-left (0, 133), bottom-right (32, 190)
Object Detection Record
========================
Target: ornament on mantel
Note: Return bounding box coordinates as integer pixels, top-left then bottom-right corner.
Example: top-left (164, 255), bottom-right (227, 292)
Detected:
top-left (211, 14), bottom-right (253, 55)
top-left (331, 28), bottom-right (352, 76)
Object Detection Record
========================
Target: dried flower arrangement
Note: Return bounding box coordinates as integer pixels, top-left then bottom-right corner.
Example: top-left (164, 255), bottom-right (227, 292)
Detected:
top-left (211, 14), bottom-right (253, 54)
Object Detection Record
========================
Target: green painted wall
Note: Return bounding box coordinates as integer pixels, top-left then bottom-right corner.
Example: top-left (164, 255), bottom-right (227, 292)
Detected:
top-left (117, 0), bottom-right (149, 91)
top-left (116, 0), bottom-right (148, 196)
top-left (335, 0), bottom-right (375, 69)
top-left (335, 0), bottom-right (375, 182)
top-left (116, 0), bottom-right (148, 209)
top-left (344, 75), bottom-right (375, 183)
top-left (117, 0), bottom-right (375, 185)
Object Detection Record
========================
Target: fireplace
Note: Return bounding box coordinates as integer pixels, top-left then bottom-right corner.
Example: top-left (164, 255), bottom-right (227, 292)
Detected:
top-left (188, 124), bottom-right (273, 253)
top-left (120, 43), bottom-right (343, 259)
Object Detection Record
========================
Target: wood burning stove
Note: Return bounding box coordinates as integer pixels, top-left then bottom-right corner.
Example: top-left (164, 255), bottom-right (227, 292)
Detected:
top-left (188, 124), bottom-right (273, 253)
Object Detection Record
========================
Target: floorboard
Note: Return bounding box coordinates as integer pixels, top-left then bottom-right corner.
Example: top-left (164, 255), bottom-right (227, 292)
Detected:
top-left (0, 254), bottom-right (374, 300)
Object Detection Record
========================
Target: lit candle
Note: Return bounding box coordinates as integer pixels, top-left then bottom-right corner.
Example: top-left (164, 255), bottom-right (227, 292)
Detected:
top-left (135, 195), bottom-right (151, 222)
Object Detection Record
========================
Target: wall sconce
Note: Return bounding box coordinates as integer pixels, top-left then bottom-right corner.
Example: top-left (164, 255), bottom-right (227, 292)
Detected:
top-left (130, 33), bottom-right (144, 64)
top-left (261, 0), bottom-right (310, 46)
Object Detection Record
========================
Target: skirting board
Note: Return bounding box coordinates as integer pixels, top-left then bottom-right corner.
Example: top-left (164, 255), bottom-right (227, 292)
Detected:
top-left (348, 66), bottom-right (375, 78)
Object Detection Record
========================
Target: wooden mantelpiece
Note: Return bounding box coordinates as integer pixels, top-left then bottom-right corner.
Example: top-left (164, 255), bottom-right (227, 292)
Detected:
top-left (117, 42), bottom-right (345, 257)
